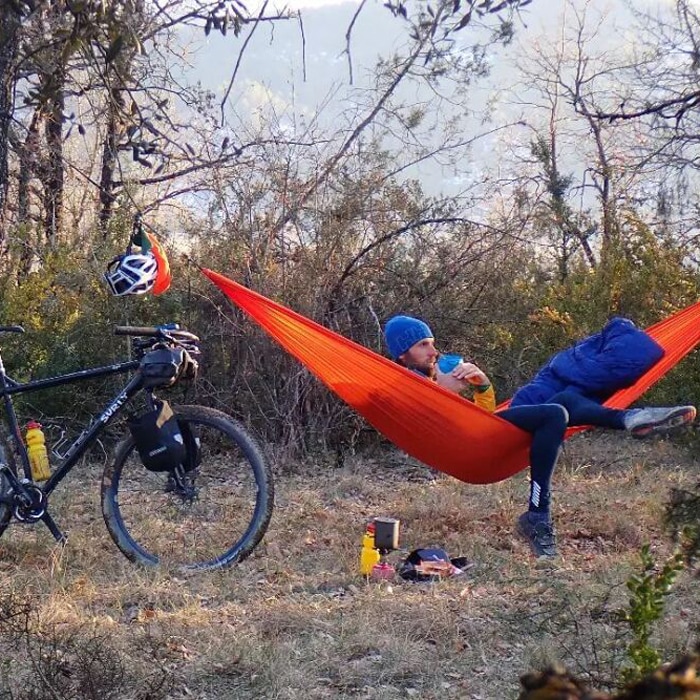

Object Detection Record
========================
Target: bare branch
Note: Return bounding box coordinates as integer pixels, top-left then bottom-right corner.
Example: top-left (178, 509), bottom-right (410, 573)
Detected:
top-left (342, 0), bottom-right (368, 86)
top-left (590, 90), bottom-right (700, 123)
top-left (220, 0), bottom-right (271, 126)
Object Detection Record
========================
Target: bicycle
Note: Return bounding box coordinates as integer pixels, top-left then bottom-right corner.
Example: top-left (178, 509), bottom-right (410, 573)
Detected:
top-left (0, 324), bottom-right (274, 571)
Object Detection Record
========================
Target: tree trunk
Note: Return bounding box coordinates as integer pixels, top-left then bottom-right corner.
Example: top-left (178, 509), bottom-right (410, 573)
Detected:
top-left (98, 103), bottom-right (122, 236)
top-left (43, 85), bottom-right (65, 244)
top-left (0, 6), bottom-right (20, 243)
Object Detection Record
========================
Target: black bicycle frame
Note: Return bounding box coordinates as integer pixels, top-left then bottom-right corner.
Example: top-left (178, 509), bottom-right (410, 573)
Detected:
top-left (0, 357), bottom-right (142, 496)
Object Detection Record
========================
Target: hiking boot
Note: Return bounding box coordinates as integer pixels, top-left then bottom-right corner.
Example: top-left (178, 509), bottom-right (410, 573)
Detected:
top-left (517, 512), bottom-right (558, 558)
top-left (623, 406), bottom-right (696, 439)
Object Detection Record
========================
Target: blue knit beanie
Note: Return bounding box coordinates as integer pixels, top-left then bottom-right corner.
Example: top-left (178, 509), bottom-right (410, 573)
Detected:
top-left (384, 315), bottom-right (433, 359)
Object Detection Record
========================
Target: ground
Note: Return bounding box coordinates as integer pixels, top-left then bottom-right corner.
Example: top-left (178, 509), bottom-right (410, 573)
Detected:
top-left (0, 430), bottom-right (698, 699)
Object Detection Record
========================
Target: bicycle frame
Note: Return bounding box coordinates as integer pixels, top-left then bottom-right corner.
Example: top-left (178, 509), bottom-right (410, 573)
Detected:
top-left (0, 344), bottom-right (145, 542)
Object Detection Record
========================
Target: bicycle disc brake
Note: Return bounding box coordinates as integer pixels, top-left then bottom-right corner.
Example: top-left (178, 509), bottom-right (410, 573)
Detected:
top-left (165, 465), bottom-right (198, 503)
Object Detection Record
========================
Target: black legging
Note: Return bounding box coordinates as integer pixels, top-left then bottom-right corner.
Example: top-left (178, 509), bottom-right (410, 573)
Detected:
top-left (496, 403), bottom-right (569, 515)
top-left (547, 390), bottom-right (626, 429)
top-left (497, 391), bottom-right (628, 514)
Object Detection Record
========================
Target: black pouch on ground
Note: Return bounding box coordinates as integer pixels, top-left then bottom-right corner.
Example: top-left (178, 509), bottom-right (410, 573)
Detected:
top-left (127, 400), bottom-right (186, 472)
top-left (398, 547), bottom-right (472, 581)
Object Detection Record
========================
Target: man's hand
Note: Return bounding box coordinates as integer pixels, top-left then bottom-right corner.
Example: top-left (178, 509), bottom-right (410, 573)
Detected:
top-left (450, 361), bottom-right (490, 386)
top-left (436, 361), bottom-right (491, 394)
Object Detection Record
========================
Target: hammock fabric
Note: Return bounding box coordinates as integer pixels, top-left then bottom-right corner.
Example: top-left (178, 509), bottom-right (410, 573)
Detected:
top-left (203, 268), bottom-right (700, 485)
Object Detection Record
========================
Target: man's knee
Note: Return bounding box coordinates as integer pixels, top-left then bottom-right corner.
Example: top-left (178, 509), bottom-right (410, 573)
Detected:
top-left (542, 402), bottom-right (569, 429)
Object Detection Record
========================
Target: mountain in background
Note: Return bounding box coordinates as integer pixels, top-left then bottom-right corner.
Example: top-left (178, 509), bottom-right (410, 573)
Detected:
top-left (189, 1), bottom-right (406, 115)
top-left (179, 0), bottom-right (633, 196)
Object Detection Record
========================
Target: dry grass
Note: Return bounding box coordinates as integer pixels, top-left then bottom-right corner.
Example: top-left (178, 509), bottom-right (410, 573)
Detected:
top-left (0, 431), bottom-right (699, 699)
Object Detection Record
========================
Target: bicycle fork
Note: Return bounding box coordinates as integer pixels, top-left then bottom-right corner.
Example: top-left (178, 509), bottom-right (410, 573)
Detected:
top-left (0, 463), bottom-right (67, 544)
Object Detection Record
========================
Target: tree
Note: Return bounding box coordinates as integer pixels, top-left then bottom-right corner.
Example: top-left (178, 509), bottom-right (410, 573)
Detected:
top-left (0, 3), bottom-right (22, 244)
top-left (571, 0), bottom-right (700, 245)
top-left (497, 0), bottom-right (646, 278)
top-left (0, 0), bottom-right (296, 252)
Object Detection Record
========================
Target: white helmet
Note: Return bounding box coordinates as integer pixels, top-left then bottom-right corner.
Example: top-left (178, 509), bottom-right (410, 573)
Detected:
top-left (104, 252), bottom-right (158, 296)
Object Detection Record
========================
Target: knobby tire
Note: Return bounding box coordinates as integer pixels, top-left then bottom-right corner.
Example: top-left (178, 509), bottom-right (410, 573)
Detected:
top-left (101, 405), bottom-right (273, 571)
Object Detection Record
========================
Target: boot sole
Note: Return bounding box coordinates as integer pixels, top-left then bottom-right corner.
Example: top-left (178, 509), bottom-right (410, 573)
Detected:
top-left (631, 407), bottom-right (697, 439)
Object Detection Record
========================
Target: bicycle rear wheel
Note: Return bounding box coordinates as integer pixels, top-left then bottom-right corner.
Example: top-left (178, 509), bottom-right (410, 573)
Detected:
top-left (0, 437), bottom-right (17, 538)
top-left (101, 405), bottom-right (274, 571)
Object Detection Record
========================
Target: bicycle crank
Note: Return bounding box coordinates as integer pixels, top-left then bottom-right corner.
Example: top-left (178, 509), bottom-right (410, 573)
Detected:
top-left (13, 482), bottom-right (47, 522)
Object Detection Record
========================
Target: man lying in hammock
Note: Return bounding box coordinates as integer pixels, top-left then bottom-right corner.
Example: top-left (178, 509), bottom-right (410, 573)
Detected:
top-left (384, 315), bottom-right (696, 559)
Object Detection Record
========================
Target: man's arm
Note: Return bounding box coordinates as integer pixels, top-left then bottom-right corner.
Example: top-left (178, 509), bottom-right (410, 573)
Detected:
top-left (472, 383), bottom-right (496, 412)
top-left (436, 361), bottom-right (497, 412)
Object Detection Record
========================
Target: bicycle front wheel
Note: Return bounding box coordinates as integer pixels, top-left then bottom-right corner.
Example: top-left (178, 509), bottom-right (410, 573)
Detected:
top-left (101, 405), bottom-right (274, 571)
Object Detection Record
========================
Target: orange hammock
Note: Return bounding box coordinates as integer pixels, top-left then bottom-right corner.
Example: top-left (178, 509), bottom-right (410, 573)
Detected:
top-left (203, 268), bottom-right (700, 485)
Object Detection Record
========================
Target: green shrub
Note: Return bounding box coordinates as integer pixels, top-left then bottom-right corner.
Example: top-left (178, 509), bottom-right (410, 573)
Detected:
top-left (620, 545), bottom-right (685, 683)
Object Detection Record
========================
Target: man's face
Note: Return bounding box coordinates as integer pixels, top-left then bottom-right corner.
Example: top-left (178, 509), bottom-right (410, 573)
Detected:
top-left (400, 337), bottom-right (438, 373)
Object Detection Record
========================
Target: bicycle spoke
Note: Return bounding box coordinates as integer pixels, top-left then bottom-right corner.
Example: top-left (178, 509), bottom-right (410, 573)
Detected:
top-left (102, 405), bottom-right (273, 570)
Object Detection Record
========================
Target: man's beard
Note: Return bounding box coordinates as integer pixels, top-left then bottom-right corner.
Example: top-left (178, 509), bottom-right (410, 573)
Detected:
top-left (406, 361), bottom-right (436, 380)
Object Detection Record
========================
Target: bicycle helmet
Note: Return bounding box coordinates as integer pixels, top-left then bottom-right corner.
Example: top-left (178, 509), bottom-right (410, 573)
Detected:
top-left (104, 252), bottom-right (158, 296)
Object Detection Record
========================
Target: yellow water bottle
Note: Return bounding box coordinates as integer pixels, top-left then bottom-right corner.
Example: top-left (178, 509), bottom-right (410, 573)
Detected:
top-left (26, 421), bottom-right (51, 482)
top-left (359, 522), bottom-right (381, 576)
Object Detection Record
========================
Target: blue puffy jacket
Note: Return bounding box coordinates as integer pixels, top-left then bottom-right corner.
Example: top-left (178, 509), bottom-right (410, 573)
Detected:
top-left (510, 317), bottom-right (664, 407)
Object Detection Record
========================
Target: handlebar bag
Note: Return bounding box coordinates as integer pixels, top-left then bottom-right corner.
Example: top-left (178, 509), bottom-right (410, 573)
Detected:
top-left (127, 400), bottom-right (186, 472)
top-left (140, 345), bottom-right (198, 387)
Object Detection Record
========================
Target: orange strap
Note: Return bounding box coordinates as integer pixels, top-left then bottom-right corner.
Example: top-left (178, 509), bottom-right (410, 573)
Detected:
top-left (203, 268), bottom-right (700, 484)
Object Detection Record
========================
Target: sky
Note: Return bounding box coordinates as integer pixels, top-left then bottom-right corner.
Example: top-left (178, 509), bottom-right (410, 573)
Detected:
top-left (192, 0), bottom-right (406, 113)
top-left (255, 0), bottom-right (361, 11)
top-left (191, 1), bottom-right (545, 193)
top-left (182, 0), bottom-right (693, 198)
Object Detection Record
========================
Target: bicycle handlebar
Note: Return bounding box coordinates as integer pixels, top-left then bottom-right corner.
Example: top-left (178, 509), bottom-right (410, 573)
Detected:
top-left (114, 325), bottom-right (200, 343)
top-left (115, 326), bottom-right (165, 336)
